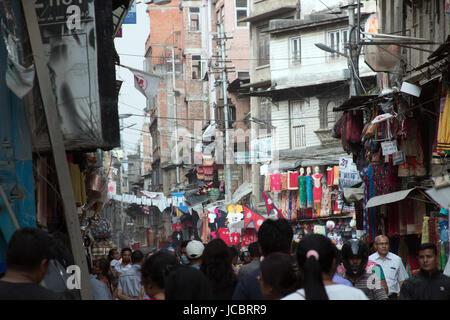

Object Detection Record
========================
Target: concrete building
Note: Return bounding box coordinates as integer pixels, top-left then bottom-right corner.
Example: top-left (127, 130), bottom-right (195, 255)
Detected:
top-left (239, 0), bottom-right (298, 205)
top-left (260, 3), bottom-right (377, 163)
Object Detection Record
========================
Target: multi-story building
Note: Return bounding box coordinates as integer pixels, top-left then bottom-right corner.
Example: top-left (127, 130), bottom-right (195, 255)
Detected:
top-left (239, 0), bottom-right (298, 206)
top-left (261, 3), bottom-right (377, 162)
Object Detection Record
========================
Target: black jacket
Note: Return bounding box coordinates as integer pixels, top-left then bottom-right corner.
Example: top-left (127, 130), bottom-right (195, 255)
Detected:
top-left (399, 269), bottom-right (450, 300)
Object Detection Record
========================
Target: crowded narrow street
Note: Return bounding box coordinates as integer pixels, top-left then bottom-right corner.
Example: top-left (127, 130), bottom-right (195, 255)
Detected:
top-left (0, 0), bottom-right (449, 309)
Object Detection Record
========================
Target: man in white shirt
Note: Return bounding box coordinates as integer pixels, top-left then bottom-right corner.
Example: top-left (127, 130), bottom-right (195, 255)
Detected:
top-left (369, 235), bottom-right (408, 299)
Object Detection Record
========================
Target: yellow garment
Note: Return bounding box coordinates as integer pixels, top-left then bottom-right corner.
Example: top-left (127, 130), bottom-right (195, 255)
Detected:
top-left (333, 166), bottom-right (339, 186)
top-left (421, 216), bottom-right (429, 244)
top-left (235, 204), bottom-right (243, 213)
top-left (227, 204), bottom-right (235, 213)
top-left (437, 89), bottom-right (450, 151)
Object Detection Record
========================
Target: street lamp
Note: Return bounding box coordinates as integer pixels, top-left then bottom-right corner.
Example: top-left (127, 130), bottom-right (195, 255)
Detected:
top-left (136, 0), bottom-right (172, 4)
top-left (314, 43), bottom-right (348, 58)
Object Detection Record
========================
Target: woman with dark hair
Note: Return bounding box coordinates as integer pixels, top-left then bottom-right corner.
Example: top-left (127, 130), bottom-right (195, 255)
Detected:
top-left (91, 258), bottom-right (113, 299)
top-left (258, 252), bottom-right (299, 300)
top-left (282, 234), bottom-right (368, 300)
top-left (165, 266), bottom-right (213, 300)
top-left (141, 250), bottom-right (179, 300)
top-left (201, 238), bottom-right (237, 300)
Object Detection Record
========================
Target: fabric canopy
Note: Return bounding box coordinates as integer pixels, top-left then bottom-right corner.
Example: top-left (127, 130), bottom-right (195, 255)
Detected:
top-left (365, 188), bottom-right (416, 208)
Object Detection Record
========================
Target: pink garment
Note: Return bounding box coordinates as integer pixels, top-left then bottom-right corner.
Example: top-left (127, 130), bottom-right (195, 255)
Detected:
top-left (312, 174), bottom-right (323, 204)
top-left (270, 174), bottom-right (282, 191)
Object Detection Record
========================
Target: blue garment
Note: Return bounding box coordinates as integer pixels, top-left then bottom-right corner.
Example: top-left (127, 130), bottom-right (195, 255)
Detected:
top-left (305, 176), bottom-right (313, 208)
top-left (191, 264), bottom-right (201, 270)
top-left (332, 273), bottom-right (352, 287)
top-left (232, 267), bottom-right (265, 300)
top-left (118, 264), bottom-right (142, 298)
top-left (90, 275), bottom-right (112, 300)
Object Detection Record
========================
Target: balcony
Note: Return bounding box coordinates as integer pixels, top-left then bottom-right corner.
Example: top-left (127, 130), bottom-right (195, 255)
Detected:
top-left (314, 128), bottom-right (340, 146)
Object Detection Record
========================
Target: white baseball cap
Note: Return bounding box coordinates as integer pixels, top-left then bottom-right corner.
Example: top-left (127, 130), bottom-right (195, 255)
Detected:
top-left (186, 240), bottom-right (204, 259)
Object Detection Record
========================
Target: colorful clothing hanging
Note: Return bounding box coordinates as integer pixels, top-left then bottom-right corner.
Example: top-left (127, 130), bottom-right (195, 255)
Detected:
top-left (287, 171), bottom-right (299, 190)
top-left (333, 166), bottom-right (339, 186)
top-left (321, 185), bottom-right (331, 216)
top-left (305, 175), bottom-right (314, 208)
top-left (437, 89), bottom-right (450, 151)
top-left (327, 167), bottom-right (334, 186)
top-left (312, 174), bottom-right (323, 204)
top-left (270, 174), bottom-right (281, 191)
top-left (298, 175), bottom-right (307, 208)
top-left (280, 173), bottom-right (288, 191)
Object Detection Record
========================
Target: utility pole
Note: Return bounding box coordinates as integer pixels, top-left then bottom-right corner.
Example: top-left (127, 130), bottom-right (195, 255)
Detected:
top-left (347, 0), bottom-right (362, 97)
top-left (170, 25), bottom-right (180, 185)
top-left (218, 23), bottom-right (233, 204)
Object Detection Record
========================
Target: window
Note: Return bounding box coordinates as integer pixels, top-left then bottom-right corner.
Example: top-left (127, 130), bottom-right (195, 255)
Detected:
top-left (290, 100), bottom-right (306, 148)
top-left (189, 7), bottom-right (200, 32)
top-left (327, 29), bottom-right (348, 58)
top-left (237, 71), bottom-right (250, 78)
top-left (236, 0), bottom-right (248, 27)
top-left (293, 125), bottom-right (306, 148)
top-left (257, 27), bottom-right (270, 66)
top-left (290, 36), bottom-right (301, 64)
top-left (191, 55), bottom-right (201, 79)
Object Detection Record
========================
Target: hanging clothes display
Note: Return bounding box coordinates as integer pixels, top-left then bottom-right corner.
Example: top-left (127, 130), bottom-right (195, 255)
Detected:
top-left (287, 171), bottom-right (299, 190)
top-left (327, 167), bottom-right (334, 186)
top-left (305, 175), bottom-right (313, 208)
top-left (333, 166), bottom-right (339, 186)
top-left (280, 173), bottom-right (288, 191)
top-left (321, 184), bottom-right (331, 216)
top-left (270, 174), bottom-right (281, 192)
top-left (437, 88), bottom-right (450, 151)
top-left (312, 173), bottom-right (323, 204)
top-left (298, 174), bottom-right (307, 209)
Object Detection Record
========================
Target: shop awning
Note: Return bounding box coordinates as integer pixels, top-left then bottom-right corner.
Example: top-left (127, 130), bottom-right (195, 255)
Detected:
top-left (238, 6), bottom-right (297, 23)
top-left (365, 188), bottom-right (416, 208)
top-left (425, 186), bottom-right (450, 210)
top-left (333, 94), bottom-right (380, 112)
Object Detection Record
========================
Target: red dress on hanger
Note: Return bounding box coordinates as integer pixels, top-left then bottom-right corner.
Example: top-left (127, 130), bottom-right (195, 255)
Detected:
top-left (312, 174), bottom-right (323, 204)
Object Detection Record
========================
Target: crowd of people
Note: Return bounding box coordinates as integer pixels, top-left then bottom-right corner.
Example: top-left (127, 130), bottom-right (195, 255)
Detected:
top-left (1, 221), bottom-right (450, 300)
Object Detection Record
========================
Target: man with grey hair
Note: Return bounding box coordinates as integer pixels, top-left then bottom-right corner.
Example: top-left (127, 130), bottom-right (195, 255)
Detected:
top-left (369, 235), bottom-right (408, 299)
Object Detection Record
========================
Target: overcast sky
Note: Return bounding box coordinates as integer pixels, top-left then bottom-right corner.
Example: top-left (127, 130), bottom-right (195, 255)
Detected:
top-left (114, 1), bottom-right (149, 155)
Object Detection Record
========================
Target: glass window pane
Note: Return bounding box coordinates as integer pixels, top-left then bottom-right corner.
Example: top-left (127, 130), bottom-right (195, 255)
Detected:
top-left (236, 0), bottom-right (247, 8)
top-left (237, 9), bottom-right (247, 26)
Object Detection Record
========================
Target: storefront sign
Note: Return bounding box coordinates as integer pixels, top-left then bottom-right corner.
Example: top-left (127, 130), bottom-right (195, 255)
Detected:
top-left (393, 150), bottom-right (406, 165)
top-left (123, 1), bottom-right (136, 24)
top-left (381, 140), bottom-right (398, 155)
top-left (338, 157), bottom-right (361, 191)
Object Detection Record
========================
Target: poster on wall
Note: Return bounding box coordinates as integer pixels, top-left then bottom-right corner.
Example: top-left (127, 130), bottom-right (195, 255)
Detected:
top-left (338, 157), bottom-right (361, 191)
top-left (30, 0), bottom-right (119, 151)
